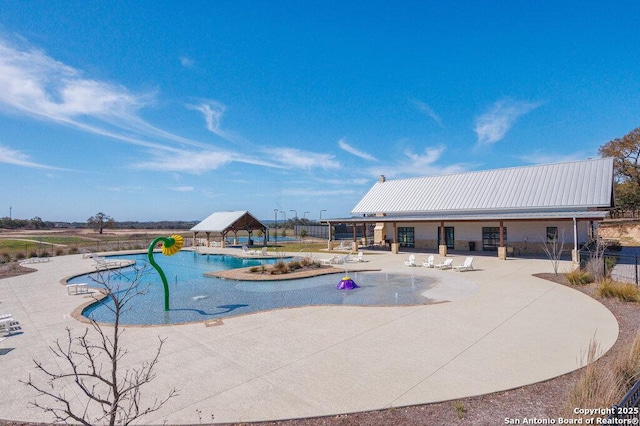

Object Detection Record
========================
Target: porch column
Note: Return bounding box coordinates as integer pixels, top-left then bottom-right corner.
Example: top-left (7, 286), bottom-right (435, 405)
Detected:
top-left (572, 217), bottom-right (580, 264)
top-left (352, 224), bottom-right (358, 251)
top-left (498, 221), bottom-right (507, 260)
top-left (362, 222), bottom-right (368, 247)
top-left (327, 222), bottom-right (333, 251)
top-left (439, 221), bottom-right (447, 257)
top-left (391, 222), bottom-right (399, 254)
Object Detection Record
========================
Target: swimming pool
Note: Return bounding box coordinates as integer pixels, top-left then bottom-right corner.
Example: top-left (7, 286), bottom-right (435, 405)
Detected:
top-left (70, 251), bottom-right (436, 325)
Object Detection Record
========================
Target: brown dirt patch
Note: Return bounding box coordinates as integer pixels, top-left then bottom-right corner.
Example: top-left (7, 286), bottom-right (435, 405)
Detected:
top-left (0, 263), bottom-right (36, 279)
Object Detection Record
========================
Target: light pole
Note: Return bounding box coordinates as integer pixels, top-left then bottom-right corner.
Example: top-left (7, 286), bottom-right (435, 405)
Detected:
top-left (320, 209), bottom-right (327, 221)
top-left (303, 211), bottom-right (310, 219)
top-left (274, 209), bottom-right (278, 246)
top-left (290, 210), bottom-right (298, 237)
top-left (280, 211), bottom-right (286, 239)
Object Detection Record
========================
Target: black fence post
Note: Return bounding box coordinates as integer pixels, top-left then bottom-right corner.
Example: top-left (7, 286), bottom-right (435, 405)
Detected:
top-left (636, 255), bottom-right (639, 287)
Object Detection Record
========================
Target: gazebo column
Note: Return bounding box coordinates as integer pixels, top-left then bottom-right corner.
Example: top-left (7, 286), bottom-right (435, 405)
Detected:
top-left (327, 222), bottom-right (333, 251)
top-left (206, 231), bottom-right (211, 247)
top-left (391, 222), bottom-right (399, 254)
top-left (362, 222), bottom-right (367, 247)
top-left (220, 232), bottom-right (226, 248)
top-left (572, 217), bottom-right (580, 264)
top-left (439, 221), bottom-right (447, 257)
top-left (498, 221), bottom-right (507, 260)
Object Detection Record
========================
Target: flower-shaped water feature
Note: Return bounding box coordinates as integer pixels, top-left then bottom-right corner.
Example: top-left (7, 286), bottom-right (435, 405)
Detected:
top-left (148, 235), bottom-right (184, 310)
top-left (336, 276), bottom-right (359, 290)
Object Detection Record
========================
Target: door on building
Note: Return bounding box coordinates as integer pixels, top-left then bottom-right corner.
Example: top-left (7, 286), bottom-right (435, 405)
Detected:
top-left (437, 227), bottom-right (455, 249)
top-left (482, 227), bottom-right (507, 251)
top-left (397, 227), bottom-right (415, 248)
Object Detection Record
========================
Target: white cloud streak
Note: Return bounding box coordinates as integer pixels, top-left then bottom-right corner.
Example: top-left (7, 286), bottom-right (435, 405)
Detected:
top-left (0, 38), bottom-right (220, 154)
top-left (0, 144), bottom-right (64, 170)
top-left (338, 138), bottom-right (379, 161)
top-left (413, 100), bottom-right (444, 128)
top-left (0, 37), bottom-right (343, 175)
top-left (474, 99), bottom-right (541, 145)
top-left (366, 145), bottom-right (470, 178)
top-left (269, 147), bottom-right (340, 170)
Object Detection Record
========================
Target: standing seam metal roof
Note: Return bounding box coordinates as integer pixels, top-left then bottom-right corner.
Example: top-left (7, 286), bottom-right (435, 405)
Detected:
top-left (351, 158), bottom-right (614, 215)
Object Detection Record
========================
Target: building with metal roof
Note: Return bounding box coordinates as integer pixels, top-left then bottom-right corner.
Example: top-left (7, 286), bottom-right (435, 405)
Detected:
top-left (191, 210), bottom-right (267, 248)
top-left (328, 158), bottom-right (614, 260)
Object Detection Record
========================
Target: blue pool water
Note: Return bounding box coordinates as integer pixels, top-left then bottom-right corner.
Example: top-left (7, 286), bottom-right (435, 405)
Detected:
top-left (70, 251), bottom-right (435, 325)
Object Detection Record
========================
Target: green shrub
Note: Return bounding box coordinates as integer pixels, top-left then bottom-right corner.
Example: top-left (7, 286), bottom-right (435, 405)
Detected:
top-left (15, 252), bottom-right (25, 260)
top-left (29, 251), bottom-right (38, 258)
top-left (0, 252), bottom-right (10, 263)
top-left (566, 269), bottom-right (594, 285)
top-left (69, 247), bottom-right (78, 254)
top-left (597, 279), bottom-right (640, 303)
top-left (55, 248), bottom-right (65, 256)
top-left (249, 266), bottom-right (260, 273)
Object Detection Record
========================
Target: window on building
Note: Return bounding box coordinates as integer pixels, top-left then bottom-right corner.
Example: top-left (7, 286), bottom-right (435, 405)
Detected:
top-left (482, 227), bottom-right (507, 251)
top-left (397, 227), bottom-right (415, 248)
top-left (546, 227), bottom-right (559, 243)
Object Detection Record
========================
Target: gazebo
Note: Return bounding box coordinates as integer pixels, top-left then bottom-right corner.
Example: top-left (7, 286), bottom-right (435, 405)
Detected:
top-left (191, 210), bottom-right (267, 248)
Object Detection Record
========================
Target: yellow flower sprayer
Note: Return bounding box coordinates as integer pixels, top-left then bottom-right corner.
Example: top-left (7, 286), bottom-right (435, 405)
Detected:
top-left (147, 235), bottom-right (184, 311)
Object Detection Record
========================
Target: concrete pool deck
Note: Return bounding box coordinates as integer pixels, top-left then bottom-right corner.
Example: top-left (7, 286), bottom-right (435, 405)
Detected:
top-left (0, 250), bottom-right (618, 424)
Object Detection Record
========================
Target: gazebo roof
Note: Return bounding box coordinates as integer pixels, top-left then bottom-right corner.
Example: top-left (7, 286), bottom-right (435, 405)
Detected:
top-left (190, 211), bottom-right (266, 234)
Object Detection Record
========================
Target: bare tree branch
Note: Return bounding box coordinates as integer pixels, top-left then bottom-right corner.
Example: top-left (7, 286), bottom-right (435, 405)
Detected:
top-left (21, 264), bottom-right (178, 425)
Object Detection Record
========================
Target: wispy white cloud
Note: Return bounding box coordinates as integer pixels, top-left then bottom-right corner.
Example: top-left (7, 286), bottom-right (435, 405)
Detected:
top-left (186, 100), bottom-right (236, 142)
top-left (474, 99), bottom-right (541, 145)
top-left (167, 185), bottom-right (195, 192)
top-left (338, 138), bottom-right (379, 161)
top-left (0, 38), bottom-right (220, 153)
top-left (179, 56), bottom-right (195, 68)
top-left (413, 100), bottom-right (444, 128)
top-left (366, 145), bottom-right (471, 178)
top-left (269, 147), bottom-right (340, 170)
top-left (0, 144), bottom-right (64, 170)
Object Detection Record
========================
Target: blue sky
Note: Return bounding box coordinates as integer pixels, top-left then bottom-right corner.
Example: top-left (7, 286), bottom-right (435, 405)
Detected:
top-left (0, 1), bottom-right (639, 222)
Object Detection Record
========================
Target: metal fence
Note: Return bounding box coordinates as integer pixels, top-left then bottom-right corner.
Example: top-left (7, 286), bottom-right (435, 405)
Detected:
top-left (604, 252), bottom-right (640, 286)
top-left (609, 377), bottom-right (640, 421)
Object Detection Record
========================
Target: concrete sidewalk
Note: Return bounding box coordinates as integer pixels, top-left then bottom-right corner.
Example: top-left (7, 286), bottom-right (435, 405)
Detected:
top-left (0, 250), bottom-right (618, 424)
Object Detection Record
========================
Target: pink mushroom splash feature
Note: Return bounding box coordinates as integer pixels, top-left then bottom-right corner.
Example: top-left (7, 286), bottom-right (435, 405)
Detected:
top-left (336, 276), bottom-right (359, 290)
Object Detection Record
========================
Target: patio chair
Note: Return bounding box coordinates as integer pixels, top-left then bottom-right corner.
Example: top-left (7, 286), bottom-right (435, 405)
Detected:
top-left (422, 255), bottom-right (435, 268)
top-left (320, 256), bottom-right (336, 265)
top-left (347, 252), bottom-right (364, 263)
top-left (0, 315), bottom-right (21, 336)
top-left (454, 257), bottom-right (474, 272)
top-left (404, 254), bottom-right (416, 266)
top-left (435, 258), bottom-right (454, 270)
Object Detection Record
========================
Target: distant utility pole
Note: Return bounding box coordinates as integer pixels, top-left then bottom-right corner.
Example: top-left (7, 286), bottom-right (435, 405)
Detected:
top-left (9, 206), bottom-right (12, 220)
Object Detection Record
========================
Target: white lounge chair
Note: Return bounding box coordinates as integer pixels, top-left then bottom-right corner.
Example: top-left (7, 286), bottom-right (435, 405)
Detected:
top-left (320, 256), bottom-right (336, 265)
top-left (0, 315), bottom-right (21, 336)
top-left (454, 256), bottom-right (474, 272)
top-left (435, 258), bottom-right (454, 270)
top-left (422, 255), bottom-right (435, 268)
top-left (348, 252), bottom-right (364, 263)
top-left (404, 254), bottom-right (416, 266)
top-left (93, 257), bottom-right (126, 270)
top-left (67, 283), bottom-right (89, 295)
top-left (337, 241), bottom-right (351, 250)
top-left (259, 247), bottom-right (269, 256)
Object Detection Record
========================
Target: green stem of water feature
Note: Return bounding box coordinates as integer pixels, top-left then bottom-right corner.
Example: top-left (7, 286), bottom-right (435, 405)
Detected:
top-left (147, 237), bottom-right (175, 311)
